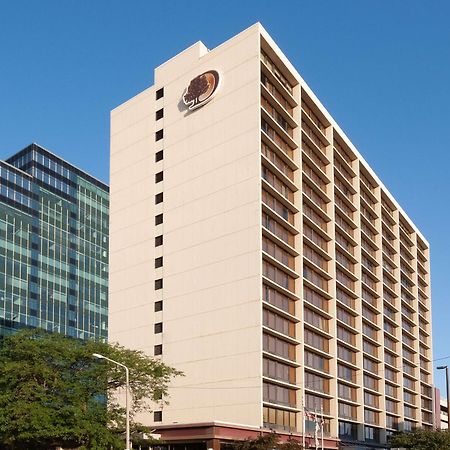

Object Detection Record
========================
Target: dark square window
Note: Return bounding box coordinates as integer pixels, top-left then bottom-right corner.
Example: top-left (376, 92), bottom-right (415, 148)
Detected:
top-left (155, 214), bottom-right (163, 225)
top-left (154, 410), bottom-right (163, 421)
top-left (155, 256), bottom-right (163, 268)
top-left (154, 344), bottom-right (162, 356)
top-left (155, 171), bottom-right (163, 183)
top-left (155, 192), bottom-right (163, 204)
top-left (155, 129), bottom-right (163, 141)
top-left (156, 108), bottom-right (164, 120)
top-left (156, 88), bottom-right (164, 100)
top-left (155, 235), bottom-right (163, 247)
top-left (155, 278), bottom-right (163, 290)
top-left (155, 150), bottom-right (163, 162)
top-left (154, 322), bottom-right (163, 334)
top-left (155, 300), bottom-right (163, 312)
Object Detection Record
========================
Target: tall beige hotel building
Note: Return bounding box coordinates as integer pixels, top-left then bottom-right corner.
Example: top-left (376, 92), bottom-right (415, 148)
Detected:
top-left (109, 24), bottom-right (433, 450)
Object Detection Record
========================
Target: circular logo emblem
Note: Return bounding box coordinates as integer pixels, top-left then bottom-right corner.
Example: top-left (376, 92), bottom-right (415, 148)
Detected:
top-left (183, 70), bottom-right (220, 111)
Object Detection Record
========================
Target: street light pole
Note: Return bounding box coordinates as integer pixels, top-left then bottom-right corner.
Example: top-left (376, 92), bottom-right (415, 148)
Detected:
top-left (437, 365), bottom-right (450, 431)
top-left (93, 353), bottom-right (131, 449)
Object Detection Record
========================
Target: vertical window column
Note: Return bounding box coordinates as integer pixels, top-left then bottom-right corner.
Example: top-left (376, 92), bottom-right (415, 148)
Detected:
top-left (154, 87), bottom-right (164, 358)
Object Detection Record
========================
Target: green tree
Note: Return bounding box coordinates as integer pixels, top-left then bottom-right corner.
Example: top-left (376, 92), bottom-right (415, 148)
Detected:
top-left (389, 429), bottom-right (450, 449)
top-left (233, 433), bottom-right (303, 450)
top-left (0, 329), bottom-right (182, 450)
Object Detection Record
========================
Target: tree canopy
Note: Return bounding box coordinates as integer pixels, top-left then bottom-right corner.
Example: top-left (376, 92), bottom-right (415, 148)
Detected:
top-left (389, 429), bottom-right (450, 450)
top-left (0, 329), bottom-right (182, 450)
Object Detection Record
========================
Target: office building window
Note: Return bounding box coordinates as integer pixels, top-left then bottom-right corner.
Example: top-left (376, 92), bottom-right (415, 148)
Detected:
top-left (155, 150), bottom-right (164, 162)
top-left (155, 129), bottom-right (164, 141)
top-left (155, 235), bottom-right (163, 247)
top-left (155, 279), bottom-right (163, 290)
top-left (155, 214), bottom-right (163, 225)
top-left (155, 256), bottom-right (163, 268)
top-left (155, 301), bottom-right (163, 312)
top-left (155, 322), bottom-right (163, 334)
top-left (156, 108), bottom-right (164, 120)
top-left (155, 192), bottom-right (163, 204)
top-left (156, 88), bottom-right (164, 100)
top-left (154, 344), bottom-right (162, 356)
top-left (155, 171), bottom-right (163, 183)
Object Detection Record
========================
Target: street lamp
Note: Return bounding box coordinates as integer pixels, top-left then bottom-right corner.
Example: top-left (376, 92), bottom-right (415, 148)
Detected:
top-left (93, 353), bottom-right (131, 449)
top-left (437, 365), bottom-right (450, 431)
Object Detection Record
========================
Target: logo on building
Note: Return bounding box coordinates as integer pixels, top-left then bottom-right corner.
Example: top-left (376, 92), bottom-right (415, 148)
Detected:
top-left (183, 70), bottom-right (220, 111)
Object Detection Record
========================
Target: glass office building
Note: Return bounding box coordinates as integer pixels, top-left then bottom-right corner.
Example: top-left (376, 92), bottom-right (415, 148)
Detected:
top-left (0, 143), bottom-right (109, 340)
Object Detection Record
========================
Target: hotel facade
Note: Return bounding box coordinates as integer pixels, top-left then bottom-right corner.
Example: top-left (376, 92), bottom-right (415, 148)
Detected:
top-left (109, 24), bottom-right (433, 450)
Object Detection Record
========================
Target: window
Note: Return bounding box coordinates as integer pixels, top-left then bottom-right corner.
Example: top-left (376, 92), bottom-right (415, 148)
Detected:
top-left (338, 383), bottom-right (356, 401)
top-left (154, 344), bottom-right (162, 356)
top-left (304, 350), bottom-right (329, 373)
top-left (385, 383), bottom-right (396, 398)
top-left (337, 345), bottom-right (356, 364)
top-left (155, 171), bottom-right (163, 183)
top-left (263, 382), bottom-right (295, 407)
top-left (155, 257), bottom-right (163, 268)
top-left (263, 406), bottom-right (296, 431)
top-left (304, 308), bottom-right (329, 331)
top-left (154, 301), bottom-right (163, 312)
top-left (304, 371), bottom-right (329, 394)
top-left (337, 364), bottom-right (356, 383)
top-left (364, 374), bottom-right (378, 391)
top-left (155, 129), bottom-right (164, 141)
top-left (156, 108), bottom-right (164, 120)
top-left (304, 329), bottom-right (329, 352)
top-left (364, 409), bottom-right (379, 425)
top-left (263, 333), bottom-right (295, 360)
top-left (365, 426), bottom-right (379, 442)
top-left (338, 402), bottom-right (356, 420)
top-left (263, 357), bottom-right (293, 384)
top-left (386, 414), bottom-right (398, 430)
top-left (263, 309), bottom-right (293, 336)
top-left (155, 279), bottom-right (163, 290)
top-left (154, 411), bottom-right (162, 421)
top-left (339, 421), bottom-right (357, 439)
top-left (156, 88), bottom-right (164, 100)
top-left (155, 214), bottom-right (163, 225)
top-left (155, 150), bottom-right (164, 162)
top-left (154, 322), bottom-right (163, 334)
top-left (155, 235), bottom-right (163, 247)
top-left (155, 192), bottom-right (163, 204)
top-left (364, 391), bottom-right (379, 408)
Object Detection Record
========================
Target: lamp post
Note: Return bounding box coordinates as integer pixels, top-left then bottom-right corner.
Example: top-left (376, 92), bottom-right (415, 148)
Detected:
top-left (437, 365), bottom-right (450, 431)
top-left (93, 353), bottom-right (131, 449)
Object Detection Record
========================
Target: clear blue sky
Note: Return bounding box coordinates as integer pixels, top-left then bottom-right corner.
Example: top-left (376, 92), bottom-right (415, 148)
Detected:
top-left (1, 1), bottom-right (449, 393)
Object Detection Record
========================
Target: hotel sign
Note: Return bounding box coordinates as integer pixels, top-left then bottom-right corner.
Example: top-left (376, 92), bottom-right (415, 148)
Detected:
top-left (183, 70), bottom-right (220, 111)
